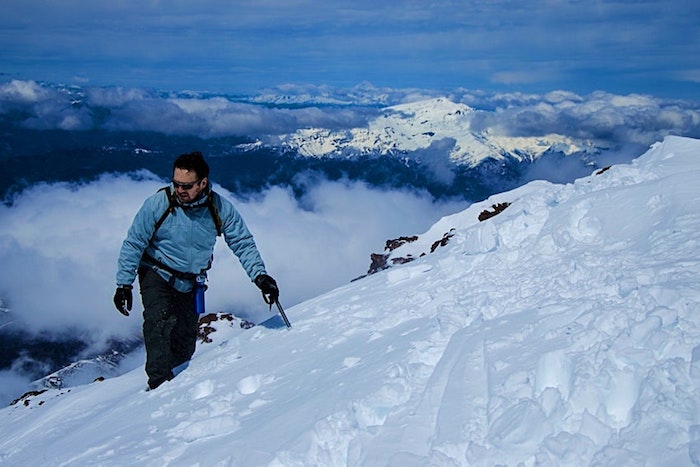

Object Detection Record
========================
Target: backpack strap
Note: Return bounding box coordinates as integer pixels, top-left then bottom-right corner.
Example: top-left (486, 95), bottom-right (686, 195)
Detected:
top-left (206, 191), bottom-right (223, 237)
top-left (151, 186), bottom-right (223, 240)
top-left (153, 186), bottom-right (177, 236)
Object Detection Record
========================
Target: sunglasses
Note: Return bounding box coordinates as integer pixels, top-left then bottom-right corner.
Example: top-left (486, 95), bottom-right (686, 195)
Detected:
top-left (172, 178), bottom-right (202, 190)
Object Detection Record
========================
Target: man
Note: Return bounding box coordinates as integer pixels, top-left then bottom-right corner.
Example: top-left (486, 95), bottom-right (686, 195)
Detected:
top-left (114, 151), bottom-right (279, 390)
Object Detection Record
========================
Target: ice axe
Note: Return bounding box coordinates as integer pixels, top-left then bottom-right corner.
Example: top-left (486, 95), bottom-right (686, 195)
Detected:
top-left (273, 298), bottom-right (292, 328)
top-left (262, 291), bottom-right (292, 328)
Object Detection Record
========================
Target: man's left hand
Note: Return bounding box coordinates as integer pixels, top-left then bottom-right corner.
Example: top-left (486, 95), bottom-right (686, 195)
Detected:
top-left (254, 274), bottom-right (279, 304)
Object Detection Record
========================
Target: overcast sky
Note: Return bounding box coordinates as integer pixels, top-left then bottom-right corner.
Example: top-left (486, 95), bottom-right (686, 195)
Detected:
top-left (1, 0), bottom-right (699, 98)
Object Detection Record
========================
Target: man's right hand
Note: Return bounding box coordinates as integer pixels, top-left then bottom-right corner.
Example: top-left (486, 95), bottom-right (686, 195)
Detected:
top-left (113, 285), bottom-right (133, 316)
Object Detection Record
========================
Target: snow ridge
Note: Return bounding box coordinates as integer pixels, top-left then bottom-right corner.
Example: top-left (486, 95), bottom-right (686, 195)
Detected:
top-left (1, 136), bottom-right (700, 466)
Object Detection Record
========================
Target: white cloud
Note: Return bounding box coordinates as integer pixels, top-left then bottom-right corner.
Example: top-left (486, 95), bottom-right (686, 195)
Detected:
top-left (0, 80), bottom-right (50, 103)
top-left (88, 91), bottom-right (370, 137)
top-left (85, 86), bottom-right (151, 107)
top-left (465, 89), bottom-right (700, 147)
top-left (2, 81), bottom-right (698, 148)
top-left (0, 173), bottom-right (465, 344)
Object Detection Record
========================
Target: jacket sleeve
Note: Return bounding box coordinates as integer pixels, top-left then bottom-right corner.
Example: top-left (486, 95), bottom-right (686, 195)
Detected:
top-left (216, 194), bottom-right (267, 281)
top-left (116, 192), bottom-right (167, 286)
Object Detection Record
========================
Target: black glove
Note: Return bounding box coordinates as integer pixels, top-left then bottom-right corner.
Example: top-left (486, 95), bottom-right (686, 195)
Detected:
top-left (113, 285), bottom-right (133, 316)
top-left (254, 274), bottom-right (279, 305)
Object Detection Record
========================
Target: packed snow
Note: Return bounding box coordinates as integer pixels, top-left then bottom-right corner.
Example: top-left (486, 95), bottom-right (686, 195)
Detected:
top-left (1, 136), bottom-right (700, 466)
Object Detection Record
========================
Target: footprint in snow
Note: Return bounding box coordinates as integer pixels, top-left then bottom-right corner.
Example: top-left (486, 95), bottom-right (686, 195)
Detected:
top-left (237, 375), bottom-right (263, 395)
top-left (190, 379), bottom-right (215, 400)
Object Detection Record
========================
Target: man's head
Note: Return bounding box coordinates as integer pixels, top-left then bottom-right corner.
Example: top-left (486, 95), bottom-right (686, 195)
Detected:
top-left (172, 151), bottom-right (209, 203)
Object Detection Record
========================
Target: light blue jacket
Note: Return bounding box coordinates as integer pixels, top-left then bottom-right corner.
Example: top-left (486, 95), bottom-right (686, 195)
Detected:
top-left (116, 185), bottom-right (267, 292)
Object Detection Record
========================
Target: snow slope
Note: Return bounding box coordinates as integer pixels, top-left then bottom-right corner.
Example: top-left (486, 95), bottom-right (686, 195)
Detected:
top-left (276, 97), bottom-right (592, 165)
top-left (1, 136), bottom-right (700, 466)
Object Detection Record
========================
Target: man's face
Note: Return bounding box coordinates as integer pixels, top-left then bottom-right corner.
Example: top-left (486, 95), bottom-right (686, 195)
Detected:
top-left (172, 167), bottom-right (207, 203)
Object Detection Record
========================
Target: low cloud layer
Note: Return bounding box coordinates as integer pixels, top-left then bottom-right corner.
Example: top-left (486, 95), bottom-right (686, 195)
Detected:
top-left (0, 170), bottom-right (464, 403)
top-left (0, 172), bottom-right (465, 346)
top-left (464, 90), bottom-right (700, 149)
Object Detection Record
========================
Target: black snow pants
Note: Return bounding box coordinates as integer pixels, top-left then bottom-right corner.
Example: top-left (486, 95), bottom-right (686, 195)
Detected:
top-left (138, 267), bottom-right (198, 390)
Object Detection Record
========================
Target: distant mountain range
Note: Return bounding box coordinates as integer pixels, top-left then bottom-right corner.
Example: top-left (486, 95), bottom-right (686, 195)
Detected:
top-left (268, 97), bottom-right (598, 166)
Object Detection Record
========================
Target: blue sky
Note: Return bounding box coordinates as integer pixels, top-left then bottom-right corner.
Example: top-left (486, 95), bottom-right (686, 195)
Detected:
top-left (1, 0), bottom-right (699, 99)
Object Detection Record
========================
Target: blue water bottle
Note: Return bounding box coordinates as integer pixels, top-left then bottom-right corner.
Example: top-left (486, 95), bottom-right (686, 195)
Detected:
top-left (194, 275), bottom-right (207, 314)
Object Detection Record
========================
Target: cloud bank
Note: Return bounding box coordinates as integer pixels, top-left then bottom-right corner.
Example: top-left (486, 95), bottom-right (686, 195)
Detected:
top-left (464, 90), bottom-right (700, 148)
top-left (0, 173), bottom-right (465, 346)
top-left (2, 80), bottom-right (698, 149)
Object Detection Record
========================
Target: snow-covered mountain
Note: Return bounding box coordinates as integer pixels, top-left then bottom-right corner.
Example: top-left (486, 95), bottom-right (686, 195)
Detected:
top-left (275, 97), bottom-right (594, 165)
top-left (2, 136), bottom-right (700, 466)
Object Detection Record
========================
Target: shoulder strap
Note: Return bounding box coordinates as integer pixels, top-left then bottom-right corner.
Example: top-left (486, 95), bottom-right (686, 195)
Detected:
top-left (207, 191), bottom-right (223, 237)
top-left (153, 186), bottom-right (177, 236)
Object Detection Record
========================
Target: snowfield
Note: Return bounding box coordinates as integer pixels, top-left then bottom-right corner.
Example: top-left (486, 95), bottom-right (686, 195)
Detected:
top-left (1, 136), bottom-right (700, 466)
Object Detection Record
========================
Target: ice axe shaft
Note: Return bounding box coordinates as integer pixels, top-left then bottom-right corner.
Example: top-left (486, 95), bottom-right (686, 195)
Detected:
top-left (274, 299), bottom-right (292, 328)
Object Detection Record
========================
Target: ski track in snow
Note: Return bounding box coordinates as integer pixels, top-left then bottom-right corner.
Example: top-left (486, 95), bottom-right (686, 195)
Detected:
top-left (1, 136), bottom-right (700, 466)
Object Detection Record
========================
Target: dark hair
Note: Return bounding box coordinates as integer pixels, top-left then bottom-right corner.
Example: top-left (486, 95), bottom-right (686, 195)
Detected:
top-left (173, 151), bottom-right (209, 179)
